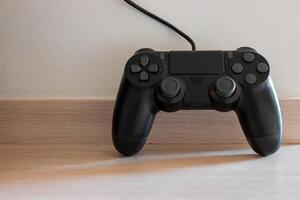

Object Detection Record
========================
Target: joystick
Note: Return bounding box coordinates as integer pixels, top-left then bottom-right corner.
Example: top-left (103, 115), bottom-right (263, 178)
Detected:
top-left (160, 77), bottom-right (182, 99)
top-left (215, 76), bottom-right (236, 98)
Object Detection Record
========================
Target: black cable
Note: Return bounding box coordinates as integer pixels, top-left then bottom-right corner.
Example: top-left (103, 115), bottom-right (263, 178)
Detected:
top-left (123, 0), bottom-right (196, 51)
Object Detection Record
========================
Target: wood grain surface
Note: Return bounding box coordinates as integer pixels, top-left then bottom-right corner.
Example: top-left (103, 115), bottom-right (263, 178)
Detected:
top-left (0, 144), bottom-right (300, 200)
top-left (0, 100), bottom-right (299, 199)
top-left (0, 99), bottom-right (299, 144)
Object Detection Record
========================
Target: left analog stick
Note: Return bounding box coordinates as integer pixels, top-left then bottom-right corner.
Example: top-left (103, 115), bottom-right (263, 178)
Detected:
top-left (160, 77), bottom-right (182, 99)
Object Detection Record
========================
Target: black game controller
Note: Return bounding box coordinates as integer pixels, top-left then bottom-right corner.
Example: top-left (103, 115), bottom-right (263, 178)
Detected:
top-left (112, 47), bottom-right (283, 156)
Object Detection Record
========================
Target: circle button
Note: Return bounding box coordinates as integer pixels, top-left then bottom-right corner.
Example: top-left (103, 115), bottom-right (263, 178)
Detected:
top-left (257, 63), bottom-right (269, 73)
top-left (160, 77), bottom-right (181, 99)
top-left (215, 76), bottom-right (236, 98)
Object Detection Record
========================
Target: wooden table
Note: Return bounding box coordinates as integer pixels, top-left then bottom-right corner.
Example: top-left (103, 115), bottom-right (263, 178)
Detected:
top-left (0, 144), bottom-right (299, 200)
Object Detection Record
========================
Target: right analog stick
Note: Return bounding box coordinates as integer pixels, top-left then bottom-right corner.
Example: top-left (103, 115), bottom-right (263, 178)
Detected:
top-left (215, 76), bottom-right (236, 98)
top-left (160, 77), bottom-right (182, 99)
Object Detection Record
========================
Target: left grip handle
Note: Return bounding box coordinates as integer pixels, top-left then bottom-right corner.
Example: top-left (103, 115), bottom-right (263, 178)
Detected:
top-left (112, 77), bottom-right (159, 156)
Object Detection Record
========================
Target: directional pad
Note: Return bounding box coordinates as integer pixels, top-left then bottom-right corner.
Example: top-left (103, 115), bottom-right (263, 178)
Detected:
top-left (140, 56), bottom-right (150, 67)
top-left (130, 65), bottom-right (142, 73)
top-left (127, 54), bottom-right (162, 85)
top-left (139, 71), bottom-right (149, 82)
top-left (147, 64), bottom-right (159, 73)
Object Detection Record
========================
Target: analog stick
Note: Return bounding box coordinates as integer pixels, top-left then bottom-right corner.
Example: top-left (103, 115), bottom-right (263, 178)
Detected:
top-left (215, 76), bottom-right (236, 98)
top-left (160, 77), bottom-right (182, 99)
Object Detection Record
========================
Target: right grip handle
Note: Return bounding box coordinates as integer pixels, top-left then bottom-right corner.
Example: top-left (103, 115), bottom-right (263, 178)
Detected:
top-left (235, 78), bottom-right (283, 156)
top-left (112, 77), bottom-right (159, 156)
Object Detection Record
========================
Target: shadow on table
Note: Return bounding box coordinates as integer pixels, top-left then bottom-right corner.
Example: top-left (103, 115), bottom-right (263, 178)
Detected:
top-left (0, 144), bottom-right (262, 185)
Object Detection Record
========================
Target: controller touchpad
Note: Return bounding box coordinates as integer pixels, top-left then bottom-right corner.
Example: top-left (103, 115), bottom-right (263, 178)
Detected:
top-left (169, 51), bottom-right (225, 75)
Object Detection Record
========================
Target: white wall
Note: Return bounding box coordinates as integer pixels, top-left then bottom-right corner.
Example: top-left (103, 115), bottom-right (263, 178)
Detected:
top-left (0, 0), bottom-right (299, 99)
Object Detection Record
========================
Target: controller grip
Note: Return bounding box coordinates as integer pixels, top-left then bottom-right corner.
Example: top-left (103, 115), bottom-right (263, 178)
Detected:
top-left (235, 77), bottom-right (283, 156)
top-left (112, 76), bottom-right (159, 156)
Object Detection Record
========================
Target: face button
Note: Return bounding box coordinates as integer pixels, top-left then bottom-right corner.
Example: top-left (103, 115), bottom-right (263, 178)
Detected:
top-left (257, 63), bottom-right (269, 73)
top-left (243, 52), bottom-right (256, 63)
top-left (140, 56), bottom-right (150, 67)
top-left (139, 71), bottom-right (149, 82)
top-left (147, 64), bottom-right (159, 74)
top-left (130, 65), bottom-right (142, 73)
top-left (215, 76), bottom-right (236, 98)
top-left (160, 77), bottom-right (181, 99)
top-left (232, 63), bottom-right (244, 74)
top-left (227, 52), bottom-right (234, 59)
top-left (245, 74), bottom-right (257, 85)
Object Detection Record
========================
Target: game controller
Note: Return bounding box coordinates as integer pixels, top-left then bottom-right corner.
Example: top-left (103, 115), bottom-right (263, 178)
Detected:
top-left (112, 47), bottom-right (283, 156)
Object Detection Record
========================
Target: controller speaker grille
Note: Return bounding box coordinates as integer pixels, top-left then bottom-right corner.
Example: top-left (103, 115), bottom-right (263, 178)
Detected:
top-left (190, 77), bottom-right (204, 85)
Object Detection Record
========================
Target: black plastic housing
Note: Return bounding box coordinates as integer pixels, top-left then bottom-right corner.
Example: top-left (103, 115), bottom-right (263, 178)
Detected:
top-left (112, 48), bottom-right (283, 156)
